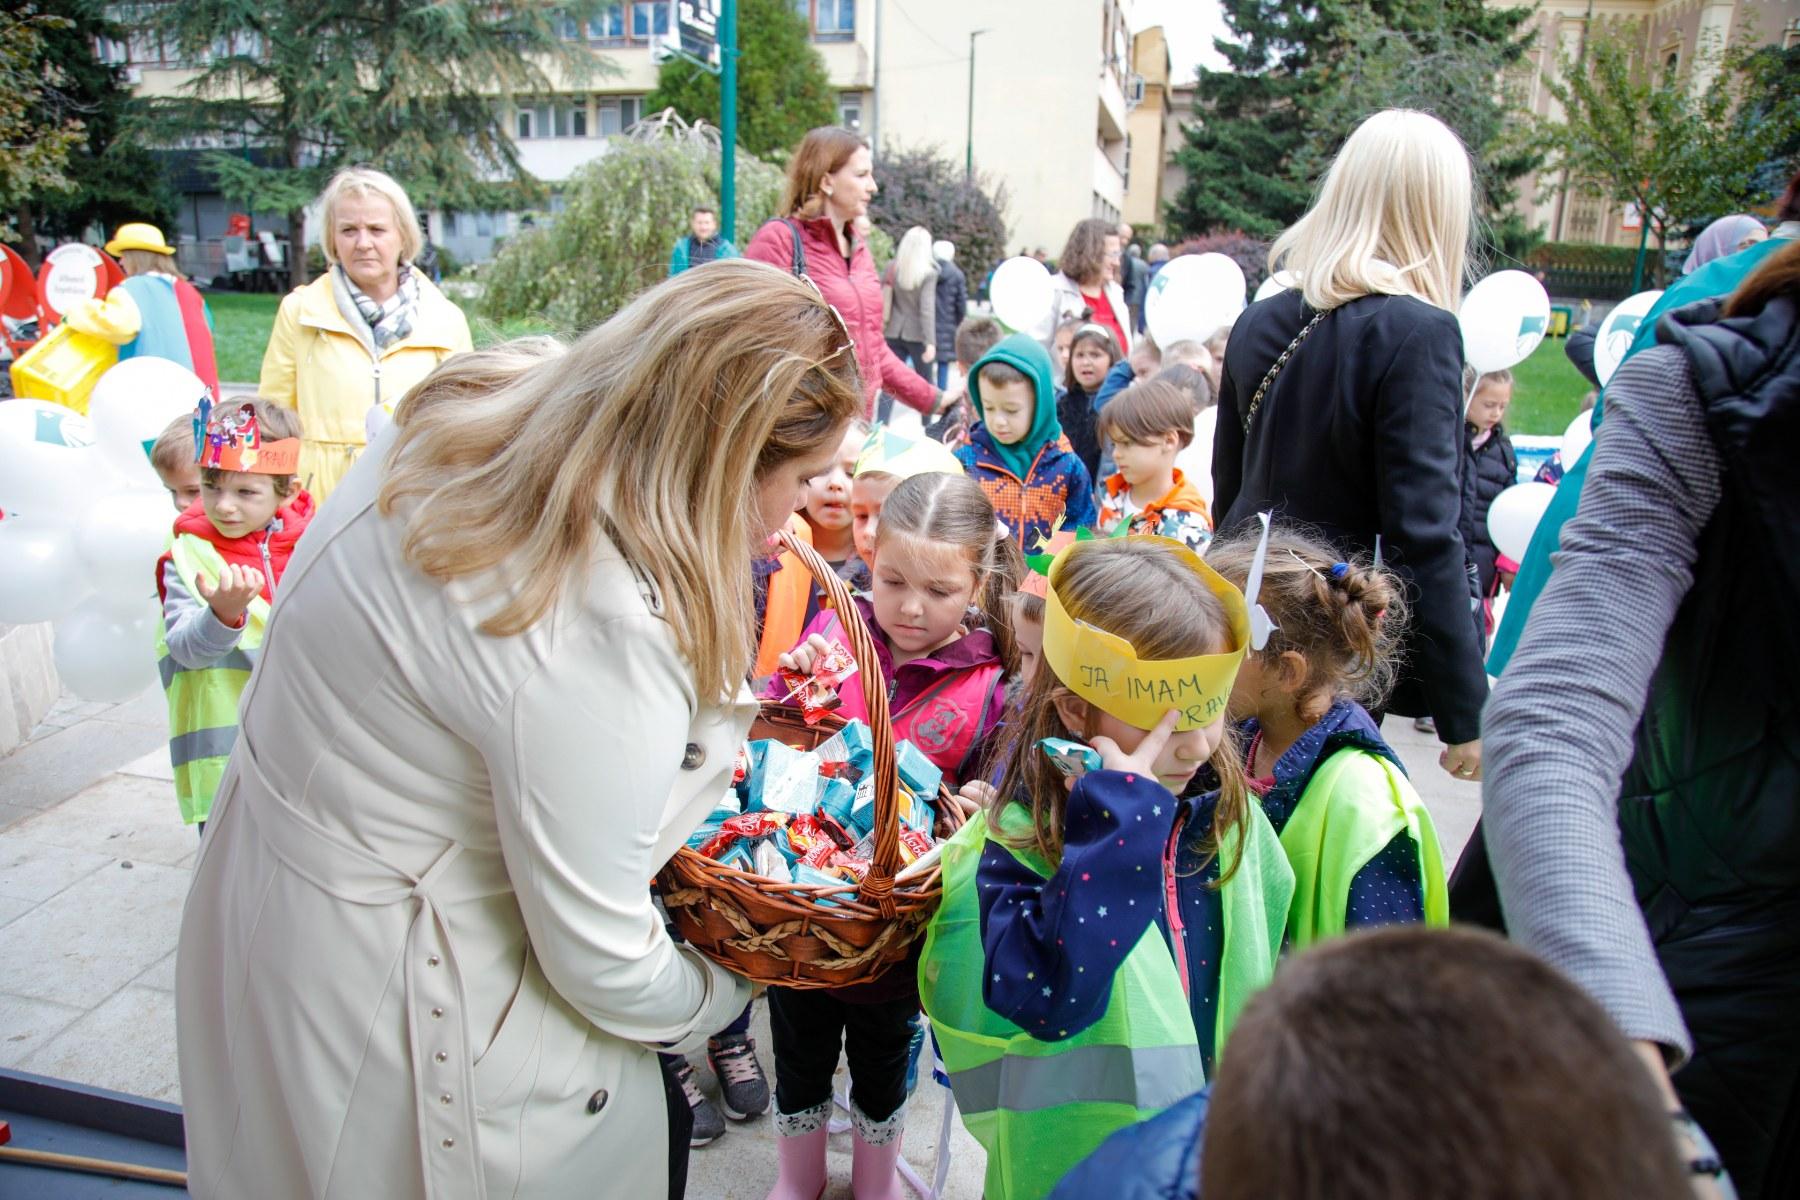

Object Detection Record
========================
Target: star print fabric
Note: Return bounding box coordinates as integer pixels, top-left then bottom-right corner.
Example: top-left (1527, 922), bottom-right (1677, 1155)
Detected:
top-left (977, 771), bottom-right (1178, 1043)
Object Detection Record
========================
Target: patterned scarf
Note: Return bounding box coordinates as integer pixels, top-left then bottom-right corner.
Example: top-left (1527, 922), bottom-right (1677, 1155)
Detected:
top-left (337, 262), bottom-right (419, 352)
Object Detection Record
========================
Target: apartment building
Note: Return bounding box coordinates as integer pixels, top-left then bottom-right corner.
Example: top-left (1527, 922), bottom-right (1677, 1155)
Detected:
top-left (109, 1), bottom-right (1170, 265)
top-left (1502, 0), bottom-right (1800, 247)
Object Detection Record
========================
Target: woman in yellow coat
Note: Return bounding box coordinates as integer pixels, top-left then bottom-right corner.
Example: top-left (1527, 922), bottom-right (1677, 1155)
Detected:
top-left (260, 166), bottom-right (472, 501)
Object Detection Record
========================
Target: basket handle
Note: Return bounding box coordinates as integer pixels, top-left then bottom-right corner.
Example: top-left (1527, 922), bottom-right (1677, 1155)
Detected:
top-left (776, 529), bottom-right (903, 917)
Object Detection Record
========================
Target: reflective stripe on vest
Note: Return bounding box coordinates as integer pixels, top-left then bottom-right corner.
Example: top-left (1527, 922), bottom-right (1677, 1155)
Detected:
top-left (1277, 748), bottom-right (1449, 948)
top-left (156, 533), bottom-right (269, 824)
top-left (948, 1041), bottom-right (1203, 1116)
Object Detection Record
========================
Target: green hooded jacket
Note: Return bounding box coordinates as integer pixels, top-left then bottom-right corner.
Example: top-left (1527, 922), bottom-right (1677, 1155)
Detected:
top-left (968, 333), bottom-right (1062, 482)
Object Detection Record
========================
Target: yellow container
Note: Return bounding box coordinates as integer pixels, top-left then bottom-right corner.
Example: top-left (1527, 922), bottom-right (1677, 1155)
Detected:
top-left (8, 323), bottom-right (119, 415)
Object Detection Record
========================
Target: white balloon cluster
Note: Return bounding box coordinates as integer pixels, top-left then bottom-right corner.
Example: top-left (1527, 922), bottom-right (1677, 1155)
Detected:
top-left (0, 358), bottom-right (213, 703)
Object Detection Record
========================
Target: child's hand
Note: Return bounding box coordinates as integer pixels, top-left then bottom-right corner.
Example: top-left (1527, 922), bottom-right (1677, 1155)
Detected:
top-left (1087, 709), bottom-right (1180, 783)
top-left (776, 633), bottom-right (835, 677)
top-left (950, 780), bottom-right (995, 819)
top-left (197, 564), bottom-right (264, 628)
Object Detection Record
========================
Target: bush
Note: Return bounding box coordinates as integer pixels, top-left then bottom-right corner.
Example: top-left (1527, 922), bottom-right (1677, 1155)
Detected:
top-left (1169, 230), bottom-right (1271, 293)
top-left (868, 143), bottom-right (1009, 287)
top-left (478, 139), bottom-right (785, 332)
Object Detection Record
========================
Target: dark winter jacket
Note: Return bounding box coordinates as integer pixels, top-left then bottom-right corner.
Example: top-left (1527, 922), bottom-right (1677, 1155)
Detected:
top-left (1058, 383), bottom-right (1104, 483)
top-left (934, 257), bottom-right (968, 351)
top-left (1213, 288), bottom-right (1489, 744)
top-left (1046, 1090), bottom-right (1208, 1200)
top-left (1460, 422), bottom-right (1517, 596)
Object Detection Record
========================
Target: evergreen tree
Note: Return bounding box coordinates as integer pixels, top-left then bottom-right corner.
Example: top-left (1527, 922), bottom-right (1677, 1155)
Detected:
top-left (644, 0), bottom-right (836, 158)
top-left (0, 8), bottom-right (86, 260)
top-left (140, 2), bottom-right (612, 289)
top-left (1168, 1), bottom-right (1537, 253)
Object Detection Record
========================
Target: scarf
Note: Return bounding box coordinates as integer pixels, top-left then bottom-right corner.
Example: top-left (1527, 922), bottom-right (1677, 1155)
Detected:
top-left (336, 262), bottom-right (420, 352)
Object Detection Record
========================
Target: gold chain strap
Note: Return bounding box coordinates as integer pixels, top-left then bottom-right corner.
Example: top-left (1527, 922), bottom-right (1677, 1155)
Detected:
top-left (1242, 309), bottom-right (1330, 436)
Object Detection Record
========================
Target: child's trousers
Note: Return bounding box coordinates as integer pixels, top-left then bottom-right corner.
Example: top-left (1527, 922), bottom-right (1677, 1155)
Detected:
top-left (767, 986), bottom-right (916, 1121)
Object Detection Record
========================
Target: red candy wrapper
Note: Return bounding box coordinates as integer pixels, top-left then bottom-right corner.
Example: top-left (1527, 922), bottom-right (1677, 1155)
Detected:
top-left (828, 851), bottom-right (870, 881)
top-left (898, 829), bottom-right (933, 864)
top-left (732, 746), bottom-right (750, 786)
top-left (775, 638), bottom-right (860, 725)
top-left (800, 840), bottom-right (838, 870)
top-left (698, 812), bottom-right (786, 860)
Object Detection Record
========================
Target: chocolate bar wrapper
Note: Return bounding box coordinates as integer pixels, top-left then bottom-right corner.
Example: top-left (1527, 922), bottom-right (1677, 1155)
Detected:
top-left (1040, 737), bottom-right (1102, 779)
top-left (753, 839), bottom-right (793, 882)
top-left (697, 811), bottom-right (788, 860)
top-left (898, 828), bottom-right (934, 864)
top-left (846, 775), bottom-right (878, 840)
top-left (816, 775), bottom-right (857, 829)
top-left (814, 720), bottom-right (876, 781)
top-left (894, 739), bottom-right (945, 800)
top-left (828, 851), bottom-right (870, 882)
top-left (718, 842), bottom-right (756, 873)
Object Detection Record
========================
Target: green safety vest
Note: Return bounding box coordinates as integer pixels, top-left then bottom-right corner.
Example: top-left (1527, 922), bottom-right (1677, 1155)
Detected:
top-left (155, 533), bottom-right (268, 824)
top-left (919, 800), bottom-right (1292, 1200)
top-left (1278, 747), bottom-right (1449, 948)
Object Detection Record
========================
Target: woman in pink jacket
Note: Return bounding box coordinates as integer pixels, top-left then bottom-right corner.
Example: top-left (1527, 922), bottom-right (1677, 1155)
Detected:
top-left (746, 127), bottom-right (945, 423)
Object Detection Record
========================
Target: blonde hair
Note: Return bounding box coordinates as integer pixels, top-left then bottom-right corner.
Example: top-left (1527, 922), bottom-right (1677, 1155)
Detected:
top-left (781, 127), bottom-right (869, 220)
top-left (892, 226), bottom-right (936, 292)
top-left (150, 414), bottom-right (196, 474)
top-left (993, 538), bottom-right (1250, 881)
top-left (1269, 109), bottom-right (1473, 313)
top-left (379, 260), bottom-right (863, 701)
top-left (120, 249), bottom-right (183, 279)
top-left (319, 166), bottom-right (425, 267)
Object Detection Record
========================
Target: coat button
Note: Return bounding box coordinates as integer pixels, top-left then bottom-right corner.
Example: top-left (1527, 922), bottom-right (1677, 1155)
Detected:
top-left (435, 1051), bottom-right (448, 1063)
top-left (587, 1089), bottom-right (609, 1114)
top-left (440, 1093), bottom-right (453, 1106)
top-left (431, 1007), bottom-right (444, 1018)
top-left (681, 743), bottom-right (705, 770)
top-left (428, 955), bottom-right (440, 967)
top-left (442, 1137), bottom-right (455, 1149)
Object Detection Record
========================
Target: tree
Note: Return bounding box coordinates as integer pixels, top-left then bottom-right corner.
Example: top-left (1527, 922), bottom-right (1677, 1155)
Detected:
top-left (141, 3), bottom-right (613, 289)
top-left (866, 144), bottom-right (1009, 287)
top-left (644, 0), bottom-right (835, 158)
top-left (1534, 27), bottom-right (1800, 284)
top-left (26, 1), bottom-right (176, 260)
top-left (480, 135), bottom-right (785, 331)
top-left (0, 8), bottom-right (86, 256)
top-left (1167, 0), bottom-right (1537, 252)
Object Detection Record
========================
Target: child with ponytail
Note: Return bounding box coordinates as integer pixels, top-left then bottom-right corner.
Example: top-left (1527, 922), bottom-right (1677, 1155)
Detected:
top-left (762, 471), bottom-right (1017, 1200)
top-left (919, 535), bottom-right (1294, 1200)
top-left (1207, 526), bottom-right (1448, 947)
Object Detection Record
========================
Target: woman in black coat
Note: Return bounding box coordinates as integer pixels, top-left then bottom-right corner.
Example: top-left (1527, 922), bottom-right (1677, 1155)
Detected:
top-left (1212, 109), bottom-right (1488, 780)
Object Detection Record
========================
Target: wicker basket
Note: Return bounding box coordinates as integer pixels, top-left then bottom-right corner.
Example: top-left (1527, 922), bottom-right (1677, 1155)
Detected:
top-left (657, 529), bottom-right (956, 989)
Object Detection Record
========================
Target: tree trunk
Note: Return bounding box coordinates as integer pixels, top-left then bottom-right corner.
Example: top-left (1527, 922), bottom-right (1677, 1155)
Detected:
top-left (288, 208), bottom-right (307, 291)
top-left (15, 203), bottom-right (40, 270)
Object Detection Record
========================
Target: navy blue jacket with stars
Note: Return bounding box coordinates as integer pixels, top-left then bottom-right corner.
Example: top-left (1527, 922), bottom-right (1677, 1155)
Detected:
top-left (1246, 699), bottom-right (1424, 929)
top-left (977, 770), bottom-right (1234, 1076)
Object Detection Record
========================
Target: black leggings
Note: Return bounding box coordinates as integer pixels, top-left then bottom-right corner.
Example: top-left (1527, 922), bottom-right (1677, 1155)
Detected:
top-left (767, 987), bottom-right (916, 1122)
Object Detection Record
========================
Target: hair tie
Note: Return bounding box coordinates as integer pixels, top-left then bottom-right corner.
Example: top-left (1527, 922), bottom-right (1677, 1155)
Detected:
top-left (1329, 562), bottom-right (1350, 580)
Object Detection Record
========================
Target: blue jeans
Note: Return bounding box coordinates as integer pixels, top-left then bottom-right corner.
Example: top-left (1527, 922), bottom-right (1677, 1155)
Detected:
top-left (935, 360), bottom-right (951, 389)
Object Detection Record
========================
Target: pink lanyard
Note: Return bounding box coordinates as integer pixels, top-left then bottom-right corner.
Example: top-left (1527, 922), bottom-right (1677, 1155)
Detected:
top-left (1162, 821), bottom-right (1191, 998)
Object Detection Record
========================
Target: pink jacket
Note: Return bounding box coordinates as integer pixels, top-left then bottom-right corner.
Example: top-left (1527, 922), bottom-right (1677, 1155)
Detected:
top-left (745, 215), bottom-right (938, 420)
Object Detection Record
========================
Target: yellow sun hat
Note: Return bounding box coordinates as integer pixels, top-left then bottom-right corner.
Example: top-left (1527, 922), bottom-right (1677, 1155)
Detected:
top-left (105, 222), bottom-right (177, 257)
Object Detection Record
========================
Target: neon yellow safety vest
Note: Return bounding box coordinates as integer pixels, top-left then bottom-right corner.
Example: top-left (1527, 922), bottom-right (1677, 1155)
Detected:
top-left (155, 533), bottom-right (269, 825)
top-left (1278, 747), bottom-right (1449, 948)
top-left (919, 800), bottom-right (1292, 1200)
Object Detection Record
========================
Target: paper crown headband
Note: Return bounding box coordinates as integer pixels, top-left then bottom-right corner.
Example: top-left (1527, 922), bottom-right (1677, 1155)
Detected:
top-left (1040, 515), bottom-right (1275, 732)
top-left (854, 426), bottom-right (964, 481)
top-left (193, 398), bottom-right (301, 475)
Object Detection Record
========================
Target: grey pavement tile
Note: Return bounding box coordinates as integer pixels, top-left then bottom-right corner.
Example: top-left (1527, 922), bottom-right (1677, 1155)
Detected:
top-left (118, 747), bottom-right (176, 782)
top-left (0, 835), bottom-right (112, 904)
top-left (132, 949), bottom-right (178, 993)
top-left (0, 991), bottom-right (85, 1069)
top-left (98, 686), bottom-right (171, 731)
top-left (0, 893), bottom-right (34, 927)
top-left (0, 801), bottom-right (39, 833)
top-left (2, 859), bottom-right (187, 1009)
top-left (7, 774), bottom-right (194, 868)
top-left (19, 984), bottom-right (181, 1103)
top-left (0, 716), bottom-right (169, 810)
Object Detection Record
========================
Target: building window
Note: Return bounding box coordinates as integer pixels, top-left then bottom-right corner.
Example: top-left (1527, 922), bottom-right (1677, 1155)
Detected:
top-left (517, 108), bottom-right (535, 140)
top-left (1122, 132), bottom-right (1132, 188)
top-left (570, 104), bottom-right (587, 138)
top-left (476, 212), bottom-right (494, 238)
top-left (632, 1), bottom-right (671, 39)
top-left (597, 95), bottom-right (645, 136)
top-left (838, 91), bottom-right (863, 132)
top-left (584, 3), bottom-right (668, 44)
top-left (590, 4), bottom-right (628, 43)
top-left (795, 0), bottom-right (855, 41)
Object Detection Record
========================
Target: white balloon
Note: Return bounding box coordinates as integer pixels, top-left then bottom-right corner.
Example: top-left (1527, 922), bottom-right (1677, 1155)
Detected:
top-left (989, 257), bottom-right (1055, 336)
top-left (75, 486), bottom-right (175, 604)
top-left (1460, 271), bottom-right (1552, 373)
top-left (52, 593), bottom-right (161, 704)
top-left (1559, 410), bottom-right (1594, 468)
top-left (0, 399), bottom-right (99, 515)
top-left (87, 358), bottom-right (211, 490)
top-left (1486, 481), bottom-right (1558, 564)
top-left (1146, 253), bottom-right (1246, 348)
top-left (1592, 289), bottom-right (1664, 387)
top-left (0, 516), bottom-right (87, 624)
top-left (1253, 270), bottom-right (1296, 304)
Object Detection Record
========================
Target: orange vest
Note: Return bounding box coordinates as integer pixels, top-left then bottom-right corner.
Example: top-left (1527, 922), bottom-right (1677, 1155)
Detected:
top-left (754, 516), bottom-right (815, 678)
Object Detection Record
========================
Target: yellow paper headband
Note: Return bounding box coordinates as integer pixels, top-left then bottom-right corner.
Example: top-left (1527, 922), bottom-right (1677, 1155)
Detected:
top-left (1040, 518), bottom-right (1275, 732)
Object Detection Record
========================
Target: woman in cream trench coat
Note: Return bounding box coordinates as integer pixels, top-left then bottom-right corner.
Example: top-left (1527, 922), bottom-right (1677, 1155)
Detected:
top-left (176, 260), bottom-right (864, 1199)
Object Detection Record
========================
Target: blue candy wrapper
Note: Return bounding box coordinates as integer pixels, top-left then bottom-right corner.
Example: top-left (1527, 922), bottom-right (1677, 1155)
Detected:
top-left (847, 775), bottom-right (877, 839)
top-left (719, 842), bottom-right (756, 873)
top-left (814, 720), bottom-right (876, 780)
top-left (794, 864), bottom-right (848, 905)
top-left (894, 739), bottom-right (943, 799)
top-left (745, 740), bottom-right (824, 815)
top-left (817, 775), bottom-right (857, 829)
top-left (1040, 737), bottom-right (1102, 778)
top-left (897, 786), bottom-right (936, 834)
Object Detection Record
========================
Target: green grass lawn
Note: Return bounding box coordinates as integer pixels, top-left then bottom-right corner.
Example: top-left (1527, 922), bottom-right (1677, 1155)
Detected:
top-left (205, 289), bottom-right (557, 383)
top-left (1507, 335), bottom-right (1595, 436)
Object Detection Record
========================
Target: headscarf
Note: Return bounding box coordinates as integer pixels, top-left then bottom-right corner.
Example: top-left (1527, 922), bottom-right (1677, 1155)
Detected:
top-left (1683, 215), bottom-right (1767, 275)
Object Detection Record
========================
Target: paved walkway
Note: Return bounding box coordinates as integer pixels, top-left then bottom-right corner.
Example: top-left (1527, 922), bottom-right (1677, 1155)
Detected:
top-left (0, 682), bottom-right (1481, 1197)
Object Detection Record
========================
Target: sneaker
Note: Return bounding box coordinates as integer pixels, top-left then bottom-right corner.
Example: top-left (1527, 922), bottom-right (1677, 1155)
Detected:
top-left (707, 1032), bottom-right (771, 1120)
top-left (673, 1060), bottom-right (726, 1146)
top-left (1413, 716), bottom-right (1436, 735)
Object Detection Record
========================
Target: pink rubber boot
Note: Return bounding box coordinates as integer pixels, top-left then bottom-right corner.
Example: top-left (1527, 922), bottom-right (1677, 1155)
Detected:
top-left (765, 1103), bottom-right (830, 1200)
top-left (849, 1102), bottom-right (907, 1200)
